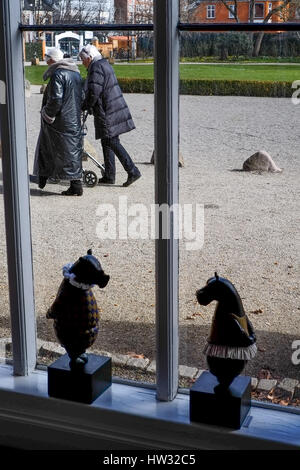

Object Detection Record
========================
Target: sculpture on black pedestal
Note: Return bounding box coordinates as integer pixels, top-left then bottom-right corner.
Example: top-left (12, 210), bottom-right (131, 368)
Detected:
top-left (196, 273), bottom-right (257, 394)
top-left (47, 250), bottom-right (110, 368)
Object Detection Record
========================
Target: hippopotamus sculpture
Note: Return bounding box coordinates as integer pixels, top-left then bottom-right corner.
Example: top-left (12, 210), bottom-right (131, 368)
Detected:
top-left (47, 249), bottom-right (109, 368)
top-left (196, 273), bottom-right (257, 394)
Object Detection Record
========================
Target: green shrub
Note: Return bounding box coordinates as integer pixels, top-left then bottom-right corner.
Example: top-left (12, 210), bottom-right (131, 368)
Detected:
top-left (25, 42), bottom-right (43, 61)
top-left (118, 78), bottom-right (154, 94)
top-left (118, 77), bottom-right (293, 97)
top-left (180, 79), bottom-right (293, 97)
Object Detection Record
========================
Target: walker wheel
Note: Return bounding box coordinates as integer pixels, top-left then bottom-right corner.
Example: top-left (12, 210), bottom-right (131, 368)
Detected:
top-left (83, 170), bottom-right (98, 187)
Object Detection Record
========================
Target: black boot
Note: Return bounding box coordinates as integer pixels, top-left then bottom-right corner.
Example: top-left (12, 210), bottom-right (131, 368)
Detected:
top-left (123, 170), bottom-right (141, 187)
top-left (98, 176), bottom-right (115, 184)
top-left (38, 176), bottom-right (48, 189)
top-left (62, 180), bottom-right (83, 196)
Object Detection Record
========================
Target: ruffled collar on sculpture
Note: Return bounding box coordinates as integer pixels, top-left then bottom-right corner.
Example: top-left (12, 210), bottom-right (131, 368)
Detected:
top-left (62, 263), bottom-right (94, 290)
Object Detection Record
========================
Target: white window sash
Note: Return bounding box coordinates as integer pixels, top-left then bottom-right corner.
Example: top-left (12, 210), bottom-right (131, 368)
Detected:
top-left (154, 0), bottom-right (179, 401)
top-left (0, 0), bottom-right (37, 376)
top-left (0, 0), bottom-right (180, 401)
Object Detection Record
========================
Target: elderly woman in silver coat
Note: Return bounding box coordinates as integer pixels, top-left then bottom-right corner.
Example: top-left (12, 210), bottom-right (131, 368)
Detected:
top-left (33, 47), bottom-right (83, 196)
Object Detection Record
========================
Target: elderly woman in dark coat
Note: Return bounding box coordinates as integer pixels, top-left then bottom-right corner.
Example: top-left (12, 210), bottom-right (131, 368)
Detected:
top-left (79, 45), bottom-right (141, 187)
top-left (33, 47), bottom-right (83, 196)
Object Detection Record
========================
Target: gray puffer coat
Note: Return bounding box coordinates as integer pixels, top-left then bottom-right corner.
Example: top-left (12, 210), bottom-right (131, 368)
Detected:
top-left (83, 58), bottom-right (135, 140)
top-left (34, 64), bottom-right (83, 180)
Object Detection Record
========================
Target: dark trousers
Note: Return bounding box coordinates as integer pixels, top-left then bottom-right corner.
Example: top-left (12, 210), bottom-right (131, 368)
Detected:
top-left (101, 136), bottom-right (137, 181)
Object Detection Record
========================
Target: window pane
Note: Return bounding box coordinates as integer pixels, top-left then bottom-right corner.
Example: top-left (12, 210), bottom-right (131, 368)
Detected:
top-left (179, 30), bottom-right (300, 407)
top-left (24, 24), bottom-right (156, 384)
top-left (0, 139), bottom-right (12, 364)
top-left (255, 3), bottom-right (264, 18)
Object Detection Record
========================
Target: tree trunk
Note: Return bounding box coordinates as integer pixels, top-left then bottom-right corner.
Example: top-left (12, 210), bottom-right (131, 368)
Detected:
top-left (253, 32), bottom-right (265, 56)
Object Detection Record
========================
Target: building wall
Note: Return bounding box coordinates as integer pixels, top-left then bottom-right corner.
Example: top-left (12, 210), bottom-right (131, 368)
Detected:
top-left (190, 1), bottom-right (284, 23)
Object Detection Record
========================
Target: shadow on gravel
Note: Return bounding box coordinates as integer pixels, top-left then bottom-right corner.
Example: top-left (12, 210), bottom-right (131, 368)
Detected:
top-left (35, 316), bottom-right (300, 381)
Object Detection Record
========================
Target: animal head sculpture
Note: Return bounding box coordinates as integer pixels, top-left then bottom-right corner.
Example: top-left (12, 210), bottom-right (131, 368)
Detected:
top-left (70, 249), bottom-right (110, 288)
top-left (196, 272), bottom-right (245, 317)
top-left (196, 273), bottom-right (257, 394)
top-left (47, 249), bottom-right (109, 368)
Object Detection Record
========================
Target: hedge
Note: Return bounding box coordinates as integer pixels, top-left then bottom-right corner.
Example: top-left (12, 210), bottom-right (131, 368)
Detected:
top-left (25, 42), bottom-right (43, 61)
top-left (118, 78), bottom-right (293, 97)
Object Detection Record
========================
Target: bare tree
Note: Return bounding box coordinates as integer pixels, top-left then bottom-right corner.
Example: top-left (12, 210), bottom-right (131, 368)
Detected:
top-left (130, 0), bottom-right (153, 24)
top-left (253, 0), bottom-right (292, 56)
top-left (92, 0), bottom-right (110, 23)
top-left (180, 0), bottom-right (202, 21)
top-left (219, 0), bottom-right (240, 22)
top-left (52, 0), bottom-right (97, 24)
top-left (216, 0), bottom-right (292, 56)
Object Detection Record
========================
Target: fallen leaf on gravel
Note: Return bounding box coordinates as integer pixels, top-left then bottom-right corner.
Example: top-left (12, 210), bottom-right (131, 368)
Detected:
top-left (186, 312), bottom-right (204, 320)
top-left (279, 399), bottom-right (290, 406)
top-left (250, 308), bottom-right (263, 314)
top-left (126, 352), bottom-right (145, 359)
top-left (258, 346), bottom-right (266, 352)
top-left (258, 368), bottom-right (272, 379)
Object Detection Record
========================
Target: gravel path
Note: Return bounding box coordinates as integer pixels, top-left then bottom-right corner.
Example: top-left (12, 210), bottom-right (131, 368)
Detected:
top-left (0, 85), bottom-right (299, 382)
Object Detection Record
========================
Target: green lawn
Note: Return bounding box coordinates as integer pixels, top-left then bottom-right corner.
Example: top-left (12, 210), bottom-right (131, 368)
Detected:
top-left (24, 63), bottom-right (300, 85)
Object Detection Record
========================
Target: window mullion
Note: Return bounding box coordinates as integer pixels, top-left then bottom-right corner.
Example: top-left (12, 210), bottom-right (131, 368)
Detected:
top-left (154, 0), bottom-right (179, 401)
top-left (0, 0), bottom-right (36, 375)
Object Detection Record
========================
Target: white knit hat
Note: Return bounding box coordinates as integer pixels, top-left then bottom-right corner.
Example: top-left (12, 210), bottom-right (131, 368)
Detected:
top-left (45, 47), bottom-right (64, 62)
top-left (79, 44), bottom-right (102, 60)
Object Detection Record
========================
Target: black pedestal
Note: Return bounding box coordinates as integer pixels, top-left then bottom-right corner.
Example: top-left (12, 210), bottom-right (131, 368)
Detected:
top-left (190, 371), bottom-right (251, 429)
top-left (48, 354), bottom-right (112, 404)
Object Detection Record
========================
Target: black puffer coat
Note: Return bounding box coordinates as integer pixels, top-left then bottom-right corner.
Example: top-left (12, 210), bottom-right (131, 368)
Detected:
top-left (35, 66), bottom-right (83, 180)
top-left (83, 58), bottom-right (135, 140)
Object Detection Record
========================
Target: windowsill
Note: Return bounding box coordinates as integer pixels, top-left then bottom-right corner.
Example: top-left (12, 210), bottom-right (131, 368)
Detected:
top-left (0, 364), bottom-right (299, 450)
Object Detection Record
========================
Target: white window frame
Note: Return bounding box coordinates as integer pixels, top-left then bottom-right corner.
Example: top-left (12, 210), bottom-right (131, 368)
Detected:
top-left (1, 0), bottom-right (300, 451)
top-left (207, 5), bottom-right (216, 19)
top-left (268, 2), bottom-right (273, 22)
top-left (229, 4), bottom-right (236, 19)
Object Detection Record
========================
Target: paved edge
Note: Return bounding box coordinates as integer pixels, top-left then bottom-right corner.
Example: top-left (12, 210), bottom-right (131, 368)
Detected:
top-left (1, 337), bottom-right (299, 402)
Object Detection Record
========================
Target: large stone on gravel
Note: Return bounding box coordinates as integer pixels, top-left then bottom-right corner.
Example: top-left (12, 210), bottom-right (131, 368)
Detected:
top-left (257, 379), bottom-right (277, 392)
top-left (179, 365), bottom-right (198, 379)
top-left (243, 150), bottom-right (282, 172)
top-left (273, 378), bottom-right (299, 399)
